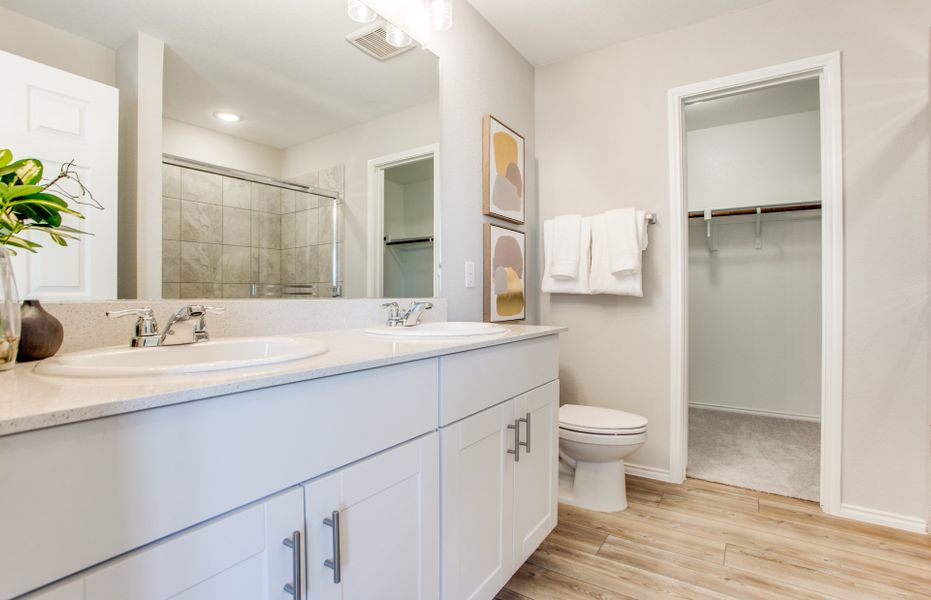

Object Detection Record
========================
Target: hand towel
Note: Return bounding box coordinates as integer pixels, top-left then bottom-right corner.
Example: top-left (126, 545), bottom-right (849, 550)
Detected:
top-left (605, 208), bottom-right (642, 274)
top-left (590, 210), bottom-right (648, 296)
top-left (542, 217), bottom-right (592, 294)
top-left (551, 214), bottom-right (583, 279)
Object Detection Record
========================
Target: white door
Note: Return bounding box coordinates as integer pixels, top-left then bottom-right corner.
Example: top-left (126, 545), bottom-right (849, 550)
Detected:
top-left (303, 433), bottom-right (440, 600)
top-left (0, 49), bottom-right (118, 300)
top-left (74, 487), bottom-right (304, 600)
top-left (440, 401), bottom-right (516, 600)
top-left (513, 381), bottom-right (559, 564)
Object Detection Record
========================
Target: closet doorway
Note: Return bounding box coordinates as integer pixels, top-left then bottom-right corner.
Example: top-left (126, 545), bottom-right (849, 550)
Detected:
top-left (367, 145), bottom-right (441, 297)
top-left (667, 55), bottom-right (844, 512)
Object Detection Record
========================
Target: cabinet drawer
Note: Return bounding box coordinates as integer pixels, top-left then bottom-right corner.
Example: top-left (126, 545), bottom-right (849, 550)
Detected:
top-left (439, 335), bottom-right (559, 426)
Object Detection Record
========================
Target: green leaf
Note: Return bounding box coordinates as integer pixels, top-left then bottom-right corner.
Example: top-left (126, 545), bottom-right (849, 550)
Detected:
top-left (6, 198), bottom-right (83, 218)
top-left (2, 235), bottom-right (41, 252)
top-left (13, 159), bottom-right (42, 185)
top-left (3, 184), bottom-right (44, 201)
top-left (0, 149), bottom-right (12, 169)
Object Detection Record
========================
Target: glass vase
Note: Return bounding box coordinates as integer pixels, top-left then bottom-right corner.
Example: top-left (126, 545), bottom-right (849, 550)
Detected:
top-left (0, 247), bottom-right (21, 371)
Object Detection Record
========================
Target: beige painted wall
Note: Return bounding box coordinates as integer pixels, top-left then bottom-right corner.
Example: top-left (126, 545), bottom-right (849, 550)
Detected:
top-left (162, 118), bottom-right (284, 179)
top-left (281, 101), bottom-right (439, 298)
top-left (536, 0), bottom-right (930, 521)
top-left (0, 5), bottom-right (115, 86)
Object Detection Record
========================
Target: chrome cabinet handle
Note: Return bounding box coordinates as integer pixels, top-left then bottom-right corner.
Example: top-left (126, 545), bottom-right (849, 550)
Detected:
top-left (519, 411), bottom-right (531, 454)
top-left (507, 419), bottom-right (520, 462)
top-left (323, 510), bottom-right (342, 584)
top-left (282, 530), bottom-right (302, 598)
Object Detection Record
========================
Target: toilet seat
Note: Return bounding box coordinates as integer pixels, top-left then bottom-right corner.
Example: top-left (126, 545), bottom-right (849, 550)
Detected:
top-left (559, 404), bottom-right (648, 435)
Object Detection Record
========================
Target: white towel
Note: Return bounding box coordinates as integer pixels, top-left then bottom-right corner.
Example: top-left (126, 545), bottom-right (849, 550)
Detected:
top-left (542, 217), bottom-right (592, 294)
top-left (590, 210), bottom-right (648, 296)
top-left (605, 208), bottom-right (642, 274)
top-left (550, 214), bottom-right (583, 279)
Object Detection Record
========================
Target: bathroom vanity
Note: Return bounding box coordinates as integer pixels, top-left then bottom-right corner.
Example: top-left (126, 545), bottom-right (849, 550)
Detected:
top-left (0, 325), bottom-right (562, 600)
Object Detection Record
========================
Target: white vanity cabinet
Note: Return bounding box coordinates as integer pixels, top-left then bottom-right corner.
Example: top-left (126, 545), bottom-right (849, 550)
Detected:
top-left (8, 331), bottom-right (562, 600)
top-left (303, 433), bottom-right (440, 600)
top-left (27, 487), bottom-right (305, 600)
top-left (438, 335), bottom-right (560, 600)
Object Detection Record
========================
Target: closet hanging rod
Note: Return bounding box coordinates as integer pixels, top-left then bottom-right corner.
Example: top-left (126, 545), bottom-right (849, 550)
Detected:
top-left (687, 202), bottom-right (821, 219)
top-left (385, 235), bottom-right (434, 246)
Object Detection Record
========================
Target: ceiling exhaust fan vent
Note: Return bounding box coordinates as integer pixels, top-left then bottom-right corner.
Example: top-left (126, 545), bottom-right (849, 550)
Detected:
top-left (346, 23), bottom-right (414, 60)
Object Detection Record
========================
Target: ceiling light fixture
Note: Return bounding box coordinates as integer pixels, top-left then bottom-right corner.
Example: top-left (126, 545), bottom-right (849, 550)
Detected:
top-left (213, 112), bottom-right (242, 123)
top-left (385, 23), bottom-right (412, 48)
top-left (347, 0), bottom-right (377, 24)
top-left (430, 0), bottom-right (452, 31)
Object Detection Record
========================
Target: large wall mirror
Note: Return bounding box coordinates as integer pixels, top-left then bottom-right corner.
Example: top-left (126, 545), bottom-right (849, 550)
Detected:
top-left (0, 0), bottom-right (439, 300)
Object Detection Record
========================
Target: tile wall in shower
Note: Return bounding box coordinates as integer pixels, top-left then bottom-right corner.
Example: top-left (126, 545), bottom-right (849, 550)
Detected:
top-left (161, 163), bottom-right (343, 299)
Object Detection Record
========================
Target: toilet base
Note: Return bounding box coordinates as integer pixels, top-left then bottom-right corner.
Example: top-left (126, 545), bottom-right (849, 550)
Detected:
top-left (558, 458), bottom-right (629, 513)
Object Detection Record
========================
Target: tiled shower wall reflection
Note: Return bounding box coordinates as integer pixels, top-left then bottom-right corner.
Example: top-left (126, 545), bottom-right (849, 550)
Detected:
top-left (161, 162), bottom-right (344, 299)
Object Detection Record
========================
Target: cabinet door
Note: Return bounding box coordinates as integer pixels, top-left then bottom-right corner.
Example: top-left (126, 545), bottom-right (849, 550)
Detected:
top-left (81, 487), bottom-right (304, 600)
top-left (304, 433), bottom-right (439, 600)
top-left (513, 381), bottom-right (559, 564)
top-left (440, 401), bottom-right (516, 600)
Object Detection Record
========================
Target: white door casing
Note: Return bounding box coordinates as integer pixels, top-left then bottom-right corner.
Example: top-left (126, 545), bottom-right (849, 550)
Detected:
top-left (367, 144), bottom-right (441, 297)
top-left (0, 49), bottom-right (119, 300)
top-left (666, 53), bottom-right (844, 515)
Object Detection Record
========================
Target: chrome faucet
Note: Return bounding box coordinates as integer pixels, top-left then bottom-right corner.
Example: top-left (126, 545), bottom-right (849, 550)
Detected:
top-left (160, 305), bottom-right (225, 346)
top-left (401, 301), bottom-right (433, 326)
top-left (381, 300), bottom-right (434, 327)
top-left (106, 305), bottom-right (225, 347)
top-left (105, 307), bottom-right (161, 347)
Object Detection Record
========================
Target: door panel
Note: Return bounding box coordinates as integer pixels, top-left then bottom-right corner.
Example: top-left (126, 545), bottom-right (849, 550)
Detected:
top-left (81, 487), bottom-right (303, 600)
top-left (440, 401), bottom-right (515, 600)
top-left (0, 49), bottom-right (118, 299)
top-left (513, 381), bottom-right (559, 564)
top-left (304, 433), bottom-right (439, 600)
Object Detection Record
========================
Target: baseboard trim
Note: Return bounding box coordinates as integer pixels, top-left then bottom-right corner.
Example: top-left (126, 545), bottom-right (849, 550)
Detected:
top-left (625, 463), bottom-right (680, 483)
top-left (837, 503), bottom-right (928, 534)
top-left (689, 402), bottom-right (821, 422)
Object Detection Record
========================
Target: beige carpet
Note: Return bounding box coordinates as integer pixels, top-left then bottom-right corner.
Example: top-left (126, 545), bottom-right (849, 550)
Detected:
top-left (687, 406), bottom-right (820, 501)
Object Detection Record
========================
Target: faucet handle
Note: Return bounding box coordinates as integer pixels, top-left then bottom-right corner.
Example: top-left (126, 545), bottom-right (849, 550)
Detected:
top-left (106, 307), bottom-right (155, 320)
top-left (106, 307), bottom-right (159, 344)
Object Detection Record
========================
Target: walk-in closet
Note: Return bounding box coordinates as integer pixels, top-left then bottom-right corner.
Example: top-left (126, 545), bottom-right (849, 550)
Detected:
top-left (685, 79), bottom-right (823, 500)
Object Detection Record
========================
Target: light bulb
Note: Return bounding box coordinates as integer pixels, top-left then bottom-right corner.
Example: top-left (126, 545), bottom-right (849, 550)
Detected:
top-left (430, 0), bottom-right (452, 31)
top-left (347, 0), bottom-right (377, 23)
top-left (214, 112), bottom-right (242, 123)
top-left (385, 23), bottom-right (412, 48)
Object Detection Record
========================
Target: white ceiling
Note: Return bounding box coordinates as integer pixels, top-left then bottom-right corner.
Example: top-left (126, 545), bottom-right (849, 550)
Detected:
top-left (685, 78), bottom-right (820, 131)
top-left (0, 0), bottom-right (439, 149)
top-left (466, 0), bottom-right (772, 67)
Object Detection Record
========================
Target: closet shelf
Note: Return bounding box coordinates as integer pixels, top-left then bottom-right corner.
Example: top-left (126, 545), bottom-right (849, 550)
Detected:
top-left (384, 235), bottom-right (434, 246)
top-left (688, 202), bottom-right (821, 219)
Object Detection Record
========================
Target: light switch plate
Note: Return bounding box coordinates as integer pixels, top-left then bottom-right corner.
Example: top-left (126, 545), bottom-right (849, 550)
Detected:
top-left (465, 261), bottom-right (475, 288)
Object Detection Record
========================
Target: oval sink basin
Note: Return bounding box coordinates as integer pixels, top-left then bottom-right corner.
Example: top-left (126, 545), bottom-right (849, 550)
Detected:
top-left (34, 336), bottom-right (329, 378)
top-left (365, 322), bottom-right (507, 339)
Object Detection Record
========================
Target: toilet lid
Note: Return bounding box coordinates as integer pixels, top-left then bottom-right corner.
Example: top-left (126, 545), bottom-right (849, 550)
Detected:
top-left (559, 404), bottom-right (648, 434)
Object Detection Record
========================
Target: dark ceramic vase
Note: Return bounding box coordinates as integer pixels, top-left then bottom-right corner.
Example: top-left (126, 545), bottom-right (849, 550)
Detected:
top-left (18, 300), bottom-right (63, 362)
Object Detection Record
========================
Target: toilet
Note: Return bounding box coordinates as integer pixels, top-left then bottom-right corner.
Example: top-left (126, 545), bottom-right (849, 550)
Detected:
top-left (558, 404), bottom-right (648, 512)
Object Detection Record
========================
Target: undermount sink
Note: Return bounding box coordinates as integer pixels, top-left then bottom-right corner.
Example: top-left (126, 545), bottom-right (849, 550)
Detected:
top-left (34, 336), bottom-right (329, 378)
top-left (364, 321), bottom-right (508, 339)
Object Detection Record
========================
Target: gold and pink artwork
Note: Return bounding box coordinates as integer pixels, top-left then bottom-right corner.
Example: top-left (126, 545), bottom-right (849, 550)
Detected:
top-left (483, 115), bottom-right (525, 224)
top-left (484, 223), bottom-right (525, 322)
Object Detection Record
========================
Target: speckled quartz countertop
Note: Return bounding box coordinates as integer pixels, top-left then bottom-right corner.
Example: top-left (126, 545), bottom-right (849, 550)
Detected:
top-left (0, 324), bottom-right (565, 437)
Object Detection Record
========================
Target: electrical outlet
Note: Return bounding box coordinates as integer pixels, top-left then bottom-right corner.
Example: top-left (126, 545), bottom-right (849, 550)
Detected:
top-left (465, 261), bottom-right (475, 288)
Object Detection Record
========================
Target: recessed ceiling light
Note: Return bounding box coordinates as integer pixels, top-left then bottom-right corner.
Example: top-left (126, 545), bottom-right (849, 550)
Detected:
top-left (214, 112), bottom-right (242, 123)
top-left (347, 0), bottom-right (377, 23)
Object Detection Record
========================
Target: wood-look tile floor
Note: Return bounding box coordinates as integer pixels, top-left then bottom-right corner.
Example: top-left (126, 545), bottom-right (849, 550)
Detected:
top-left (497, 476), bottom-right (931, 600)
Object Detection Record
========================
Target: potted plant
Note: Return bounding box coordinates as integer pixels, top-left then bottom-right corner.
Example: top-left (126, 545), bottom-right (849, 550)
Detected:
top-left (0, 149), bottom-right (98, 370)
